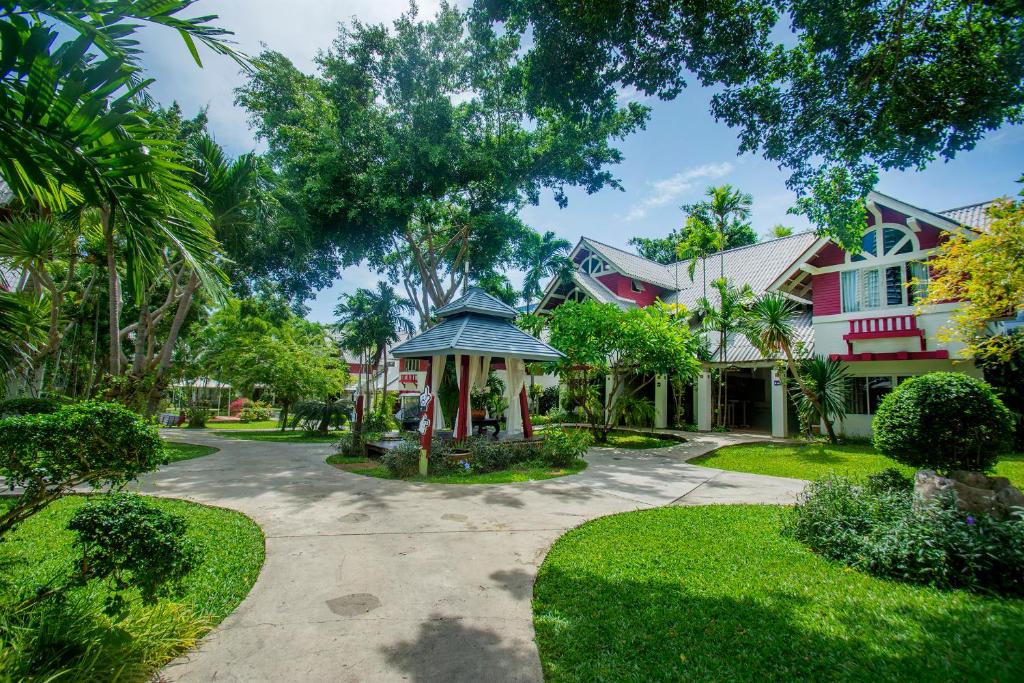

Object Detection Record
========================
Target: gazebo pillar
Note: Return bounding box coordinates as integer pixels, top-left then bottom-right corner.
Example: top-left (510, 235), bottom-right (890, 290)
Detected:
top-left (455, 354), bottom-right (471, 440)
top-left (519, 386), bottom-right (533, 439)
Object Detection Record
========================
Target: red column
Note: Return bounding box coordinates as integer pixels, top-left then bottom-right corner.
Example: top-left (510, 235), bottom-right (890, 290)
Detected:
top-left (519, 386), bottom-right (533, 439)
top-left (456, 354), bottom-right (470, 440)
top-left (355, 394), bottom-right (364, 430)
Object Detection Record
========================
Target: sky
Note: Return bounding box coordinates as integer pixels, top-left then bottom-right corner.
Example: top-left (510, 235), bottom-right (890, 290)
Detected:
top-left (137, 0), bottom-right (1024, 323)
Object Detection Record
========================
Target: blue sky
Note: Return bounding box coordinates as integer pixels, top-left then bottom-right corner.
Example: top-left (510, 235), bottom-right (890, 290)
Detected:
top-left (138, 0), bottom-right (1024, 323)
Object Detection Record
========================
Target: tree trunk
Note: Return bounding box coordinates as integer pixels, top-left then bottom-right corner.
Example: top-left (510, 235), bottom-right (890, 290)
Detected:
top-left (144, 273), bottom-right (199, 417)
top-left (102, 206), bottom-right (121, 376)
top-left (279, 399), bottom-right (290, 432)
top-left (782, 343), bottom-right (838, 443)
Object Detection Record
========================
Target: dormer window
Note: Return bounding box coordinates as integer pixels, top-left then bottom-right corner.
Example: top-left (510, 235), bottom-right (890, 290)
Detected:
top-left (631, 279), bottom-right (644, 293)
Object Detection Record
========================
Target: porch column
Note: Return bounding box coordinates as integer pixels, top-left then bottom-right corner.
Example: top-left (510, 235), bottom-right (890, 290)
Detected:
top-left (654, 373), bottom-right (668, 429)
top-left (605, 373), bottom-right (622, 426)
top-left (696, 370), bottom-right (713, 431)
top-left (770, 367), bottom-right (787, 438)
top-left (519, 386), bottom-right (533, 439)
top-left (455, 354), bottom-right (470, 440)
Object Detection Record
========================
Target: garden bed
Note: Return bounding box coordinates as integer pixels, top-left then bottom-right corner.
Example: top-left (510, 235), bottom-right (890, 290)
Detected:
top-left (326, 453), bottom-right (587, 484)
top-left (533, 505), bottom-right (1024, 682)
top-left (690, 442), bottom-right (1024, 487)
top-left (0, 495), bottom-right (264, 681)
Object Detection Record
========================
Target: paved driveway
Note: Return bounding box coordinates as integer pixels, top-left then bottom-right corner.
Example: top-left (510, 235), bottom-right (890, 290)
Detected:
top-left (142, 431), bottom-right (805, 682)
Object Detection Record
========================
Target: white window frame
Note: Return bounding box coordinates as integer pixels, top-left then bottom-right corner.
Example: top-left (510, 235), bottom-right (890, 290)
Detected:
top-left (839, 224), bottom-right (932, 313)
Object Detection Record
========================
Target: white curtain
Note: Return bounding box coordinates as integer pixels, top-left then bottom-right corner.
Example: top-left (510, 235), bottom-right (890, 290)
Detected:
top-left (841, 270), bottom-right (859, 312)
top-left (504, 357), bottom-right (526, 437)
top-left (430, 354), bottom-right (447, 431)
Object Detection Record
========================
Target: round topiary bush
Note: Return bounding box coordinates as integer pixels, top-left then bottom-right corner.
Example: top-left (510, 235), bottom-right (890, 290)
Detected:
top-left (872, 372), bottom-right (1014, 472)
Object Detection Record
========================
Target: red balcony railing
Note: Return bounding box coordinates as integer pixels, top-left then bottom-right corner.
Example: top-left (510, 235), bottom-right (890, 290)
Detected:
top-left (830, 314), bottom-right (948, 361)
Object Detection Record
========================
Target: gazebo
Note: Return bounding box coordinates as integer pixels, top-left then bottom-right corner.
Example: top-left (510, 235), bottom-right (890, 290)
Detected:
top-left (390, 287), bottom-right (563, 440)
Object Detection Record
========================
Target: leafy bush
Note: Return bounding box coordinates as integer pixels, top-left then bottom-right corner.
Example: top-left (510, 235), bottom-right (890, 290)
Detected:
top-left (872, 372), bottom-right (1014, 472)
top-left (291, 399), bottom-right (348, 432)
top-left (542, 428), bottom-right (593, 467)
top-left (863, 467), bottom-right (913, 495)
top-left (788, 475), bottom-right (1024, 596)
top-left (380, 438), bottom-right (421, 477)
top-left (538, 385), bottom-right (560, 415)
top-left (0, 396), bottom-right (64, 417)
top-left (228, 397), bottom-right (251, 417)
top-left (531, 414), bottom-right (551, 426)
top-left (184, 405), bottom-right (209, 428)
top-left (547, 407), bottom-right (570, 424)
top-left (334, 431), bottom-right (365, 457)
top-left (68, 494), bottom-right (198, 612)
top-left (0, 401), bottom-right (165, 540)
top-left (239, 401), bottom-right (272, 422)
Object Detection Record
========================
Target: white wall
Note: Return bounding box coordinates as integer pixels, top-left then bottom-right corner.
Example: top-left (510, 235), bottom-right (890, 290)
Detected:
top-left (813, 302), bottom-right (969, 359)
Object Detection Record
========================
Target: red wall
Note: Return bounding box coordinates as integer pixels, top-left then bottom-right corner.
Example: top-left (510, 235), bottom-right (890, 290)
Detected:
top-left (811, 243), bottom-right (845, 268)
top-left (813, 272), bottom-right (841, 316)
top-left (596, 273), bottom-right (663, 306)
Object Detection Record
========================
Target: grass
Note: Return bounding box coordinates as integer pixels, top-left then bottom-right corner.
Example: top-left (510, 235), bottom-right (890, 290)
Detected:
top-left (691, 442), bottom-right (1024, 487)
top-left (326, 454), bottom-right (588, 484)
top-left (590, 430), bottom-right (677, 450)
top-left (202, 420), bottom-right (280, 430)
top-left (0, 494), bottom-right (264, 681)
top-left (217, 429), bottom-right (340, 443)
top-left (533, 505), bottom-right (1024, 682)
top-left (163, 441), bottom-right (220, 463)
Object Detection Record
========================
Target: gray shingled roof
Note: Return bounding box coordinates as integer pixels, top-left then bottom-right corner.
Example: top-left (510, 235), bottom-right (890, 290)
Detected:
top-left (581, 238), bottom-right (679, 289)
top-left (663, 232), bottom-right (819, 312)
top-left (391, 313), bottom-right (563, 360)
top-left (572, 271), bottom-right (633, 307)
top-left (433, 287), bottom-right (518, 319)
top-left (706, 310), bottom-right (814, 364)
top-left (939, 199), bottom-right (1005, 232)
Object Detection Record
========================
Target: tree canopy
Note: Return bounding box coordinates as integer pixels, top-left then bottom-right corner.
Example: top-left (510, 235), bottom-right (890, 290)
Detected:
top-left (471, 0), bottom-right (1024, 247)
top-left (235, 3), bottom-right (646, 315)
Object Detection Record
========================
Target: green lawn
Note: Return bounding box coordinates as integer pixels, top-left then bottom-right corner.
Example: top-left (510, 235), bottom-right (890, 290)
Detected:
top-left (533, 505), bottom-right (1024, 682)
top-left (217, 429), bottom-right (340, 443)
top-left (590, 430), bottom-right (677, 450)
top-left (164, 441), bottom-right (220, 463)
top-left (326, 454), bottom-right (587, 484)
top-left (204, 419), bottom-right (281, 430)
top-left (691, 442), bottom-right (1024, 487)
top-left (0, 495), bottom-right (264, 680)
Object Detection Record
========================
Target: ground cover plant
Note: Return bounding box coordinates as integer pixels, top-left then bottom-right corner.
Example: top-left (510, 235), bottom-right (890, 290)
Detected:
top-left (691, 442), bottom-right (1024, 487)
top-left (789, 472), bottom-right (1024, 596)
top-left (0, 495), bottom-right (264, 681)
top-left (587, 430), bottom-right (677, 450)
top-left (201, 420), bottom-right (280, 430)
top-left (163, 442), bottom-right (220, 463)
top-left (532, 505), bottom-right (1024, 682)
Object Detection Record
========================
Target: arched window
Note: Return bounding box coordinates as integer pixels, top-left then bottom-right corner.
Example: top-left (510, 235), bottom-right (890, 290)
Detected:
top-left (580, 255), bottom-right (604, 275)
top-left (841, 224), bottom-right (928, 312)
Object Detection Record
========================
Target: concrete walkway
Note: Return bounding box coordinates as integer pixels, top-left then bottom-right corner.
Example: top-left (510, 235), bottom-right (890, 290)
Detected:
top-left (142, 431), bottom-right (805, 682)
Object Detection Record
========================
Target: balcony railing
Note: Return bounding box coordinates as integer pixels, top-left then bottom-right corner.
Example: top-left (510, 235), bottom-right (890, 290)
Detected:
top-left (830, 314), bottom-right (948, 361)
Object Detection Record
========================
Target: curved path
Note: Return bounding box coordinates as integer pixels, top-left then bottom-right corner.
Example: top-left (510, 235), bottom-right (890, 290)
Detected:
top-left (142, 431), bottom-right (805, 682)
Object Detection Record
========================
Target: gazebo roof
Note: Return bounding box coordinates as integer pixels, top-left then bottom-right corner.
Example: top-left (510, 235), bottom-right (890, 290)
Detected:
top-left (391, 288), bottom-right (563, 361)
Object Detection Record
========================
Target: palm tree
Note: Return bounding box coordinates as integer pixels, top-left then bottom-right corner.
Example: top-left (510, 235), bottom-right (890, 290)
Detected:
top-left (795, 356), bottom-right (850, 437)
top-left (335, 289), bottom-right (377, 409)
top-left (519, 230), bottom-right (572, 310)
top-left (745, 292), bottom-right (840, 442)
top-left (684, 184), bottom-right (754, 282)
top-left (698, 278), bottom-right (753, 428)
top-left (365, 282), bottom-right (416, 410)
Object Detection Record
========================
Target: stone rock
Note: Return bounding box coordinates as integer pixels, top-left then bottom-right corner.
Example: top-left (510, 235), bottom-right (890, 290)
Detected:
top-left (915, 469), bottom-right (1024, 521)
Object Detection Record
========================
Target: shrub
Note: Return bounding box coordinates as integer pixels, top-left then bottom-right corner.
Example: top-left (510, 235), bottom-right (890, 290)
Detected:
top-left (0, 401), bottom-right (165, 540)
top-left (68, 494), bottom-right (198, 612)
top-left (547, 407), bottom-right (570, 424)
top-left (380, 438), bottom-right (421, 477)
top-left (184, 405), bottom-right (209, 429)
top-left (872, 372), bottom-right (1014, 472)
top-left (542, 428), bottom-right (593, 467)
top-left (539, 386), bottom-right (560, 415)
top-left (239, 401), bottom-right (272, 422)
top-left (0, 396), bottom-right (64, 417)
top-left (863, 467), bottom-right (913, 495)
top-left (334, 431), bottom-right (365, 457)
top-left (228, 397), bottom-right (251, 417)
top-left (788, 475), bottom-right (1024, 596)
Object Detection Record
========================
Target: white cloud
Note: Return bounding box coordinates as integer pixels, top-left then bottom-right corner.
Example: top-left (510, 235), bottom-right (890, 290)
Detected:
top-left (626, 162), bottom-right (734, 221)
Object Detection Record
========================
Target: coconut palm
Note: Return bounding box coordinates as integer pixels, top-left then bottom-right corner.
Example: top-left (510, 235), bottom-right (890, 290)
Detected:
top-left (518, 230), bottom-right (572, 310)
top-left (365, 282), bottom-right (416, 409)
top-left (745, 292), bottom-right (840, 442)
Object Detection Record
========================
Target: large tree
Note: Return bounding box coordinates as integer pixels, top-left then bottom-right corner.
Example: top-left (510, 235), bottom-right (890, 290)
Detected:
top-left (236, 3), bottom-right (645, 317)
top-left (472, 0), bottom-right (1024, 247)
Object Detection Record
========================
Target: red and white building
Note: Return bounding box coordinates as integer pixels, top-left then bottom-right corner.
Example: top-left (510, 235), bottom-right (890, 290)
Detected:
top-left (537, 191), bottom-right (998, 438)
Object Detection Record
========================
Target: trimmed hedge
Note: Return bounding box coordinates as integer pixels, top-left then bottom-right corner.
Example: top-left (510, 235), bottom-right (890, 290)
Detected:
top-left (872, 372), bottom-right (1014, 472)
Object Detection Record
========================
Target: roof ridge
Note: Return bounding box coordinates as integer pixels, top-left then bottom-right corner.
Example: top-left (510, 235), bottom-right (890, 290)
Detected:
top-left (665, 231), bottom-right (816, 266)
top-left (939, 197), bottom-right (1006, 213)
top-left (449, 314), bottom-right (471, 348)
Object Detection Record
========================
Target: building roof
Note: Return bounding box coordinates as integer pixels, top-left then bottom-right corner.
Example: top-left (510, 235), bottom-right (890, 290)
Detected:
top-left (579, 237), bottom-right (679, 289)
top-left (571, 270), bottom-right (633, 307)
top-left (390, 313), bottom-right (564, 360)
top-left (662, 232), bottom-right (819, 311)
top-left (433, 287), bottom-right (518, 319)
top-left (939, 198), bottom-right (1005, 232)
